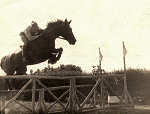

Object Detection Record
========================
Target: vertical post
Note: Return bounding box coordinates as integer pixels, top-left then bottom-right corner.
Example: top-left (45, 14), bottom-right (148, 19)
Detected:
top-left (39, 89), bottom-right (43, 111)
top-left (1, 96), bottom-right (5, 114)
top-left (37, 88), bottom-right (47, 113)
top-left (32, 78), bottom-right (36, 113)
top-left (101, 77), bottom-right (104, 108)
top-left (68, 78), bottom-right (77, 113)
top-left (122, 42), bottom-right (128, 104)
top-left (98, 48), bottom-right (103, 72)
top-left (41, 88), bottom-right (47, 112)
top-left (98, 48), bottom-right (104, 108)
top-left (123, 42), bottom-right (134, 105)
top-left (123, 42), bottom-right (127, 77)
top-left (41, 89), bottom-right (45, 105)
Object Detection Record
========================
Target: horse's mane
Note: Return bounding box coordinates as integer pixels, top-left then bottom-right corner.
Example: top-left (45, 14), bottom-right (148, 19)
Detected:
top-left (40, 19), bottom-right (66, 37)
top-left (46, 19), bottom-right (65, 28)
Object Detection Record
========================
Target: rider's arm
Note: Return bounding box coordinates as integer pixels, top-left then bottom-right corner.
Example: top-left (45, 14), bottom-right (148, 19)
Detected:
top-left (24, 26), bottom-right (32, 41)
top-left (31, 35), bottom-right (40, 41)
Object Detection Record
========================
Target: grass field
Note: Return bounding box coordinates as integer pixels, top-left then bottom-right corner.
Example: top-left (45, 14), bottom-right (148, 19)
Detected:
top-left (1, 100), bottom-right (150, 114)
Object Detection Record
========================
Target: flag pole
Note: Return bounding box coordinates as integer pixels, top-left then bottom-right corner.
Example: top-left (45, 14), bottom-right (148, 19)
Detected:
top-left (122, 42), bottom-right (127, 76)
top-left (98, 48), bottom-right (103, 107)
top-left (123, 42), bottom-right (134, 105)
top-left (99, 48), bottom-right (102, 74)
top-left (122, 41), bottom-right (128, 104)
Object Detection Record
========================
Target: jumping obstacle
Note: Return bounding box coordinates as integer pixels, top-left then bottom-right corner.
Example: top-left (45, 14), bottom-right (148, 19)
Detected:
top-left (0, 73), bottom-right (134, 114)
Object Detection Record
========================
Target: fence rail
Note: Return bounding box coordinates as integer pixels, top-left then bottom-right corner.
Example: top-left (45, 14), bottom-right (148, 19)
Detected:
top-left (0, 74), bottom-right (134, 114)
top-left (0, 74), bottom-right (125, 79)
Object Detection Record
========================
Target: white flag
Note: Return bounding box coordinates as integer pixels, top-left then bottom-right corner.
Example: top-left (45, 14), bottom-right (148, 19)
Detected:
top-left (123, 42), bottom-right (127, 57)
top-left (99, 48), bottom-right (103, 63)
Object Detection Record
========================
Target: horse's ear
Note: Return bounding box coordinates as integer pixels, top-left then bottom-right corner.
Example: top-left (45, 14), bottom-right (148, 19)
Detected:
top-left (65, 18), bottom-right (71, 25)
top-left (65, 18), bottom-right (68, 23)
top-left (68, 20), bottom-right (72, 24)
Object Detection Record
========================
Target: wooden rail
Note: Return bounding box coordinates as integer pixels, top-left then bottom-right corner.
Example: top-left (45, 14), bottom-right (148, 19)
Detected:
top-left (0, 74), bottom-right (125, 79)
top-left (0, 74), bottom-right (134, 114)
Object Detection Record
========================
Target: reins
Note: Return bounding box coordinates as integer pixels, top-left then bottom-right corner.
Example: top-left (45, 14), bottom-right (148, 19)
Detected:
top-left (58, 36), bottom-right (65, 40)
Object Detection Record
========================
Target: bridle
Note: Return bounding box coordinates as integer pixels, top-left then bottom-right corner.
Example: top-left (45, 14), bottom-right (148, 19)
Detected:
top-left (58, 36), bottom-right (65, 40)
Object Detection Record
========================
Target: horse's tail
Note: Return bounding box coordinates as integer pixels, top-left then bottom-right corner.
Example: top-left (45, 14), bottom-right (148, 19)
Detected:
top-left (0, 59), bottom-right (2, 71)
top-left (0, 54), bottom-right (16, 75)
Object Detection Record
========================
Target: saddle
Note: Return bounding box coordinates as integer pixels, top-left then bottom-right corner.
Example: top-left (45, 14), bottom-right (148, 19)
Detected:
top-left (20, 31), bottom-right (41, 44)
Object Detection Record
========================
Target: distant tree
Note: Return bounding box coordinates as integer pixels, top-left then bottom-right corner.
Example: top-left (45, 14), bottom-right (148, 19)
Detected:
top-left (33, 64), bottom-right (82, 76)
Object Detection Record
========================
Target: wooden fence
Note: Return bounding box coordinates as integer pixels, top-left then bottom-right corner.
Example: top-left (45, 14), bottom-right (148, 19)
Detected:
top-left (0, 74), bottom-right (134, 114)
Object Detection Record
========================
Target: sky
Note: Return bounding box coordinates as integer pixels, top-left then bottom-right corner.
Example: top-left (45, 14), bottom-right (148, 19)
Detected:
top-left (0, 0), bottom-right (150, 74)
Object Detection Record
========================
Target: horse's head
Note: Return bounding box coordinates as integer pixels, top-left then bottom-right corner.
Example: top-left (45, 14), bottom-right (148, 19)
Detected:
top-left (58, 19), bottom-right (76, 45)
top-left (46, 19), bottom-right (76, 45)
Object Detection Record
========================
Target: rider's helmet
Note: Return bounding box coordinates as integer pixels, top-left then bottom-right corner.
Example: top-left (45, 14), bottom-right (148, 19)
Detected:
top-left (31, 21), bottom-right (38, 26)
top-left (31, 21), bottom-right (39, 34)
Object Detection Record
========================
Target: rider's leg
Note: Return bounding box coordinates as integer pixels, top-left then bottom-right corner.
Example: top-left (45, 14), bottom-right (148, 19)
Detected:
top-left (22, 43), bottom-right (29, 63)
top-left (22, 45), bottom-right (28, 63)
top-left (20, 32), bottom-right (29, 61)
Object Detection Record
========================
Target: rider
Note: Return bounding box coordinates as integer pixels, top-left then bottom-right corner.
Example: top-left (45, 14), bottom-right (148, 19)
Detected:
top-left (20, 21), bottom-right (41, 62)
top-left (20, 21), bottom-right (41, 45)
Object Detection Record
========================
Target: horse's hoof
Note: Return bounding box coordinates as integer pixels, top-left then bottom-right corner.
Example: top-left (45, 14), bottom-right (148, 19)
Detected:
top-left (59, 47), bottom-right (63, 52)
top-left (48, 59), bottom-right (56, 64)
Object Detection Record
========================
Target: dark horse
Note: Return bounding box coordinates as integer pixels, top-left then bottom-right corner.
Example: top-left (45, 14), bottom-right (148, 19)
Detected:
top-left (0, 19), bottom-right (76, 89)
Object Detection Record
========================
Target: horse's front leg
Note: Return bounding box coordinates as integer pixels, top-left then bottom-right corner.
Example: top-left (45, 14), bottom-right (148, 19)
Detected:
top-left (55, 47), bottom-right (63, 61)
top-left (55, 47), bottom-right (63, 53)
top-left (5, 79), bottom-right (12, 90)
top-left (49, 47), bottom-right (63, 53)
top-left (48, 48), bottom-right (63, 64)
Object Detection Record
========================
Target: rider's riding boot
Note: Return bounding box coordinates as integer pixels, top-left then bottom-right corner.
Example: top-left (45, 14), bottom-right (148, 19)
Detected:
top-left (22, 45), bottom-right (28, 63)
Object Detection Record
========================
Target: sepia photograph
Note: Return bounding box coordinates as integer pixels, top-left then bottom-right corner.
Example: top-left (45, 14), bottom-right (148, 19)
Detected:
top-left (0, 0), bottom-right (150, 114)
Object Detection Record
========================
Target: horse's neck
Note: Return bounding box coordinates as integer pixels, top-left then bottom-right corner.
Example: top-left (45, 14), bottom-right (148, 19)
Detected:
top-left (41, 27), bottom-right (60, 48)
top-left (49, 38), bottom-right (55, 48)
top-left (45, 34), bottom-right (58, 49)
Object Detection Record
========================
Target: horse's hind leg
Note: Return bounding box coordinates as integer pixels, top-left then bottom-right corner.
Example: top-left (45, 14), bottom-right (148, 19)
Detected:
top-left (5, 79), bottom-right (12, 90)
top-left (14, 66), bottom-right (27, 89)
top-left (6, 72), bottom-right (15, 90)
top-left (16, 65), bottom-right (27, 75)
